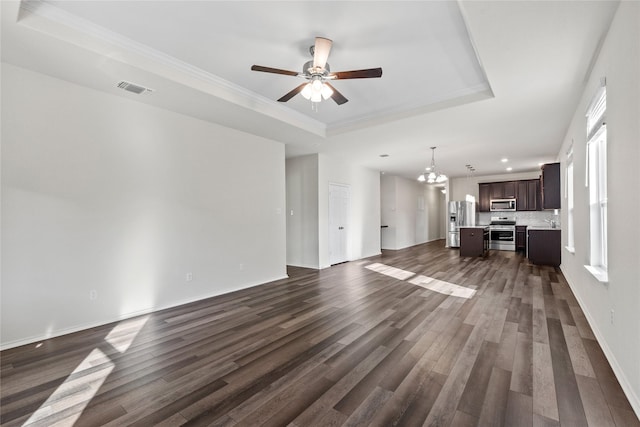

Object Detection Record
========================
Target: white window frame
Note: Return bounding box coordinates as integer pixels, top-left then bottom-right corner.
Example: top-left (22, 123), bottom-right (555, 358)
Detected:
top-left (584, 85), bottom-right (608, 283)
top-left (565, 155), bottom-right (575, 253)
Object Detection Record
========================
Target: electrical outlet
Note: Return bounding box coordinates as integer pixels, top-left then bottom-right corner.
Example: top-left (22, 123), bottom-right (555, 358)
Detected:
top-left (610, 309), bottom-right (614, 325)
top-left (89, 290), bottom-right (98, 301)
top-left (186, 272), bottom-right (193, 282)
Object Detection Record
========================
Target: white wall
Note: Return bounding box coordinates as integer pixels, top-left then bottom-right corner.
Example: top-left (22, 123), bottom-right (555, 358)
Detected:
top-left (318, 154), bottom-right (381, 268)
top-left (285, 155), bottom-right (319, 268)
top-left (426, 185), bottom-right (446, 240)
top-left (557, 1), bottom-right (640, 416)
top-left (398, 178), bottom-right (422, 248)
top-left (380, 174), bottom-right (396, 249)
top-left (1, 63), bottom-right (287, 349)
top-left (285, 153), bottom-right (381, 269)
top-left (380, 175), bottom-right (444, 250)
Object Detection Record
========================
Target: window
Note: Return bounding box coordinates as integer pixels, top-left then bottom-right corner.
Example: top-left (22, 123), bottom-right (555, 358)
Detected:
top-left (565, 151), bottom-right (575, 252)
top-left (585, 85), bottom-right (607, 282)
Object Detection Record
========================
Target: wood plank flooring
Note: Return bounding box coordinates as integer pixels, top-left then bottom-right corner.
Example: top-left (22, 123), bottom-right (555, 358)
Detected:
top-left (2, 241), bottom-right (639, 426)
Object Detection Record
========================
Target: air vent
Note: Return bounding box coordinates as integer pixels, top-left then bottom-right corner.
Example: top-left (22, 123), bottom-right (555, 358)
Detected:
top-left (117, 81), bottom-right (153, 95)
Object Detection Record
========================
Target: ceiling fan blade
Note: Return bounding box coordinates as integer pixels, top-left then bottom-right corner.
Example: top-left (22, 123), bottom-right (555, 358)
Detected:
top-left (251, 65), bottom-right (299, 76)
top-left (324, 82), bottom-right (348, 105)
top-left (313, 37), bottom-right (333, 69)
top-left (332, 68), bottom-right (383, 79)
top-left (277, 83), bottom-right (308, 102)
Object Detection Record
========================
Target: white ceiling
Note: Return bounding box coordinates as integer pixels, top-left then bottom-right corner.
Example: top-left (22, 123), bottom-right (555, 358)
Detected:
top-left (1, 0), bottom-right (620, 180)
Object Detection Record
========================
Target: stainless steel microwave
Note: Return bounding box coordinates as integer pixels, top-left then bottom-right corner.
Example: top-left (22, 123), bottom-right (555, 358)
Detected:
top-left (490, 198), bottom-right (516, 211)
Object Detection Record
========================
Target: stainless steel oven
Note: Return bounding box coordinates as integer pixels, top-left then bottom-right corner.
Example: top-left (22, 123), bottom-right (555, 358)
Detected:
top-left (489, 216), bottom-right (516, 251)
top-left (490, 226), bottom-right (515, 251)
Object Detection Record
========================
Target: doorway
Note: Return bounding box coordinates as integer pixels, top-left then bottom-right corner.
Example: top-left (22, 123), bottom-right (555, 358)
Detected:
top-left (329, 183), bottom-right (350, 265)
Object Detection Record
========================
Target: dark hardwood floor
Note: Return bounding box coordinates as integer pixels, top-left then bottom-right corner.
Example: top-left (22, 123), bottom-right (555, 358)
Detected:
top-left (2, 241), bottom-right (639, 426)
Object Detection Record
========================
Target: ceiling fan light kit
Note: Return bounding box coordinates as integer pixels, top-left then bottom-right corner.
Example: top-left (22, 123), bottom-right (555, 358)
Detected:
top-left (300, 76), bottom-right (333, 102)
top-left (251, 37), bottom-right (382, 106)
top-left (418, 147), bottom-right (447, 184)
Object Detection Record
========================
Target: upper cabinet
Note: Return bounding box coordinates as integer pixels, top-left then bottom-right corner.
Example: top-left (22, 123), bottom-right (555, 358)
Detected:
top-left (490, 181), bottom-right (517, 199)
top-left (477, 162), bottom-right (559, 212)
top-left (541, 162), bottom-right (561, 209)
top-left (479, 183), bottom-right (491, 212)
top-left (503, 181), bottom-right (516, 198)
top-left (516, 179), bottom-right (541, 211)
top-left (478, 179), bottom-right (538, 212)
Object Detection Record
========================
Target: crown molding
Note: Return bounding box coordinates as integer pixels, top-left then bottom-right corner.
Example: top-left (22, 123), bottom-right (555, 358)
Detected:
top-left (17, 0), bottom-right (326, 137)
top-left (327, 83), bottom-right (493, 136)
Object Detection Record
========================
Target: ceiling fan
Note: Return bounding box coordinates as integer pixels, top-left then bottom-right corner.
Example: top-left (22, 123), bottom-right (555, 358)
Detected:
top-left (251, 37), bottom-right (382, 105)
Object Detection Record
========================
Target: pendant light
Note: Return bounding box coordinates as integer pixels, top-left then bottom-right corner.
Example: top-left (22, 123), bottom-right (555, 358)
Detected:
top-left (417, 147), bottom-right (447, 184)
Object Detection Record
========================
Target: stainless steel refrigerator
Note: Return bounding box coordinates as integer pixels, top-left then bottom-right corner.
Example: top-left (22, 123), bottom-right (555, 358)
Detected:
top-left (447, 201), bottom-right (476, 248)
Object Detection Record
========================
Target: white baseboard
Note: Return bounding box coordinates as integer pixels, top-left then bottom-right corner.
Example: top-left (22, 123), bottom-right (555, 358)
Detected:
top-left (560, 266), bottom-right (640, 420)
top-left (0, 274), bottom-right (288, 351)
top-left (360, 251), bottom-right (382, 259)
top-left (382, 240), bottom-right (443, 251)
top-left (286, 262), bottom-right (320, 270)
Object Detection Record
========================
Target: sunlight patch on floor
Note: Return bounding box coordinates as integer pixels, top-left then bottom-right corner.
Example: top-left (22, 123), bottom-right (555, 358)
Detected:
top-left (105, 315), bottom-right (149, 353)
top-left (365, 262), bottom-right (416, 280)
top-left (366, 262), bottom-right (476, 299)
top-left (23, 316), bottom-right (149, 425)
top-left (23, 348), bottom-right (114, 426)
top-left (409, 275), bottom-right (476, 299)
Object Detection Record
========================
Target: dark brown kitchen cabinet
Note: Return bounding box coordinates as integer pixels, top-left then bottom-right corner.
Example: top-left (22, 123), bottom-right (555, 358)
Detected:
top-left (481, 179), bottom-right (538, 212)
top-left (528, 229), bottom-right (561, 266)
top-left (517, 181), bottom-right (527, 209)
top-left (490, 181), bottom-right (516, 199)
top-left (527, 179), bottom-right (541, 210)
top-left (479, 183), bottom-right (491, 212)
top-left (490, 183), bottom-right (503, 199)
top-left (503, 181), bottom-right (516, 198)
top-left (460, 227), bottom-right (489, 257)
top-left (516, 179), bottom-right (541, 211)
top-left (541, 162), bottom-right (561, 209)
top-left (516, 226), bottom-right (527, 252)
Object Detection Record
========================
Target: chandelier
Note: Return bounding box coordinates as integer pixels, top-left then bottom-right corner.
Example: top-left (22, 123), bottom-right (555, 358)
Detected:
top-left (418, 147), bottom-right (448, 184)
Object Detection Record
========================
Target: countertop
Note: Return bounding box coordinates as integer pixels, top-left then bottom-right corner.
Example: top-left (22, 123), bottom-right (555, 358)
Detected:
top-left (477, 223), bottom-right (561, 230)
top-left (460, 225), bottom-right (490, 229)
top-left (527, 226), bottom-right (562, 231)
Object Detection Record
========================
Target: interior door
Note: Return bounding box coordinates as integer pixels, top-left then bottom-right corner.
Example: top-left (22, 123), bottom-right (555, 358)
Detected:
top-left (329, 183), bottom-right (350, 265)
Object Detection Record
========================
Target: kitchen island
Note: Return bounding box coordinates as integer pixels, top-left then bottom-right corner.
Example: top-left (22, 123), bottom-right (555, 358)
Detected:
top-left (460, 226), bottom-right (490, 257)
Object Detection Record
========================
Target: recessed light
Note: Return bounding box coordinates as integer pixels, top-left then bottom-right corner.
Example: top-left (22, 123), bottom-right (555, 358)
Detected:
top-left (506, 167), bottom-right (513, 171)
top-left (501, 158), bottom-right (508, 163)
top-left (379, 154), bottom-right (389, 158)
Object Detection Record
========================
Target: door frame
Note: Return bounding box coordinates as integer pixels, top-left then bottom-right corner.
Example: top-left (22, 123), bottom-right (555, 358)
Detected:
top-left (328, 182), bottom-right (350, 265)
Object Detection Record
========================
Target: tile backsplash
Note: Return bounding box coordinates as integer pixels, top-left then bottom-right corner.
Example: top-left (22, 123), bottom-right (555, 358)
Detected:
top-left (478, 210), bottom-right (561, 228)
